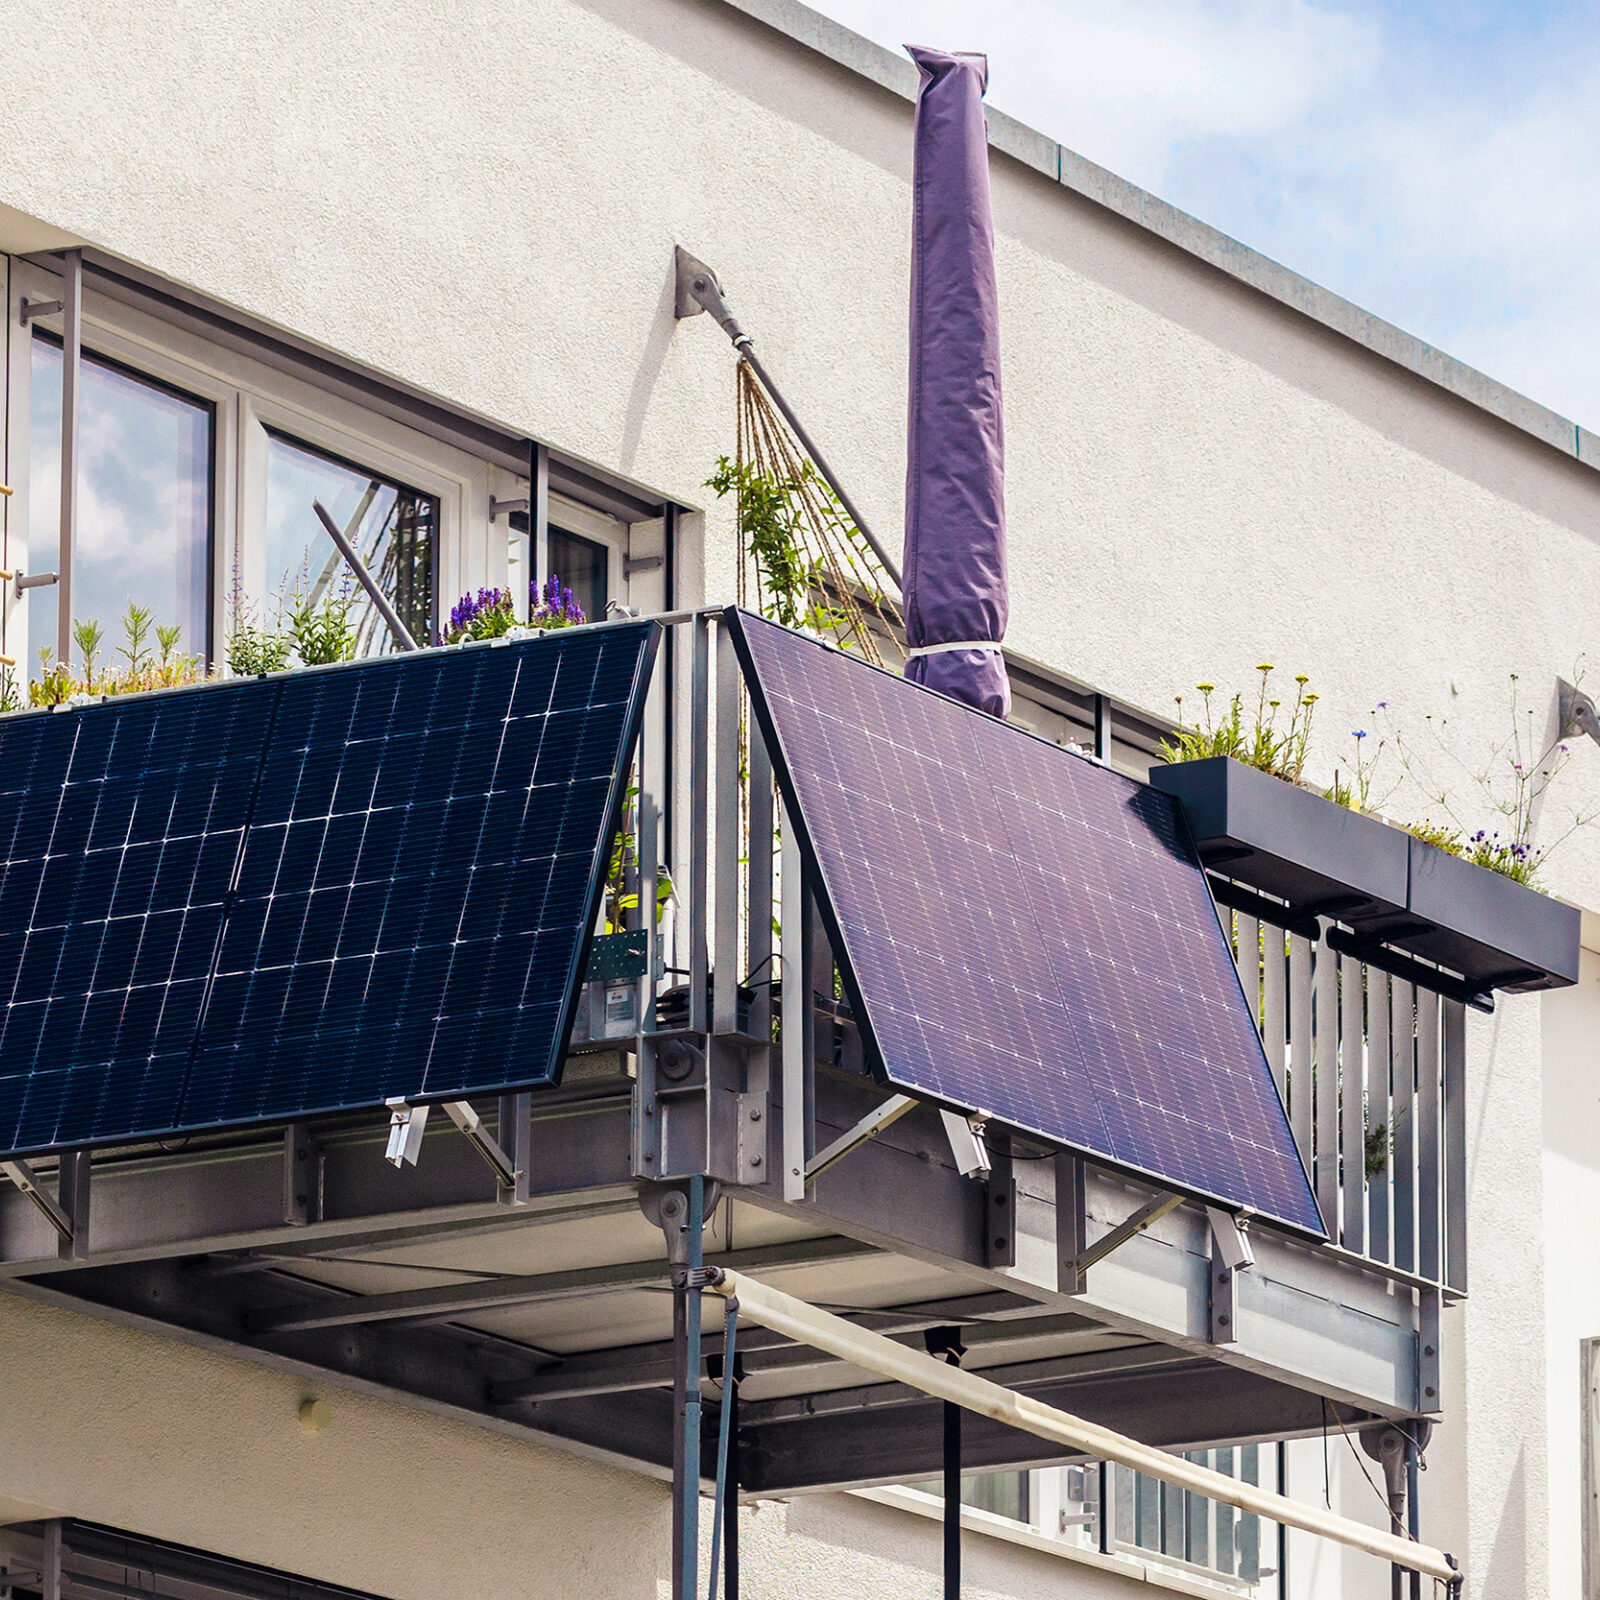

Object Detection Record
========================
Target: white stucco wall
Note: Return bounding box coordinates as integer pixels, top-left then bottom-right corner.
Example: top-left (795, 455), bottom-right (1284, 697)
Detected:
top-left (0, 1289), bottom-right (667, 1597)
top-left (0, 2), bottom-right (1594, 1597)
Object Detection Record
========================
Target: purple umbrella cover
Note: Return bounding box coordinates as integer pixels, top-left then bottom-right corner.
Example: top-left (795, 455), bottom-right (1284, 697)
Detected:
top-left (902, 45), bottom-right (1010, 719)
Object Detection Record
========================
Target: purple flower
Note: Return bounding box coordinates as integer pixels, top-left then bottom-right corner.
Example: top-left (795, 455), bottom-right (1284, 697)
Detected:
top-left (1353, 729), bottom-right (1368, 741)
top-left (531, 573), bottom-right (586, 627)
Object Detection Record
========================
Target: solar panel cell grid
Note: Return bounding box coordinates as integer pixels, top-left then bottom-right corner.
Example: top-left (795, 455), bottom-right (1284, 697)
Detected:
top-left (0, 623), bottom-right (657, 1158)
top-left (729, 609), bottom-right (1321, 1234)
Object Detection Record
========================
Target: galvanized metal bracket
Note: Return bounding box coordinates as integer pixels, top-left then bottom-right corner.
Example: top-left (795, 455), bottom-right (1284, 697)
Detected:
top-left (805, 1094), bottom-right (917, 1183)
top-left (283, 1124), bottom-right (316, 1226)
top-left (0, 1155), bottom-right (85, 1253)
top-left (442, 1101), bottom-right (519, 1190)
top-left (1062, 1189), bottom-right (1183, 1292)
top-left (19, 297), bottom-right (63, 325)
top-left (984, 1143), bottom-right (1017, 1269)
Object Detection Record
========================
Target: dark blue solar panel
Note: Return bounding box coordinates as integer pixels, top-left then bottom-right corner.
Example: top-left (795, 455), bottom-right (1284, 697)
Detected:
top-left (728, 609), bottom-right (1322, 1235)
top-left (0, 622), bottom-right (658, 1157)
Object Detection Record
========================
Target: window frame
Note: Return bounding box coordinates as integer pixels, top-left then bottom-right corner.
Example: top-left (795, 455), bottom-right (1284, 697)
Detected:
top-left (4, 258), bottom-right (493, 671)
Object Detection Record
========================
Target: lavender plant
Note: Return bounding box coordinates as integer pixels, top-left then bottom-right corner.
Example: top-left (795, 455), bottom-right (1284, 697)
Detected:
top-left (447, 586), bottom-right (516, 642)
top-left (531, 573), bottom-right (585, 629)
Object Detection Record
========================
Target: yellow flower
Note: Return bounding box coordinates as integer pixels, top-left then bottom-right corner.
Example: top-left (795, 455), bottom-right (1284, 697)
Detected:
top-left (1196, 681), bottom-right (1215, 694)
top-left (1256, 662), bottom-right (1275, 673)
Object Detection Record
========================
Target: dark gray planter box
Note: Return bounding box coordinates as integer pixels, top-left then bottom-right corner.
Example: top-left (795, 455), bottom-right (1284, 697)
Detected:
top-left (1150, 755), bottom-right (1580, 995)
top-left (1395, 836), bottom-right (1579, 992)
top-left (1148, 755), bottom-right (1409, 931)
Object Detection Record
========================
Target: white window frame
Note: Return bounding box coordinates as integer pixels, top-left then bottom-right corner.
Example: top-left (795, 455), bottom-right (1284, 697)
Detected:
top-left (3, 257), bottom-right (497, 666)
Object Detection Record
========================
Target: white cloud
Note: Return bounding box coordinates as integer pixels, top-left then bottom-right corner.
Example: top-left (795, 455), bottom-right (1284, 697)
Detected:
top-left (819, 0), bottom-right (1600, 428)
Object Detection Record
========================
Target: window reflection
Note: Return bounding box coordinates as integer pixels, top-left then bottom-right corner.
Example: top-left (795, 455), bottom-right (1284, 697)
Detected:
top-left (547, 525), bottom-right (608, 625)
top-left (263, 432), bottom-right (437, 654)
top-left (28, 337), bottom-right (212, 680)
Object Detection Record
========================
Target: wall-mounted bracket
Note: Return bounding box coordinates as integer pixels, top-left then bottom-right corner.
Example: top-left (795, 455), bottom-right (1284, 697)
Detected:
top-left (0, 1158), bottom-right (75, 1245)
top-left (384, 1099), bottom-right (429, 1167)
top-left (20, 297), bottom-right (63, 325)
top-left (489, 496), bottom-right (531, 521)
top-left (1560, 678), bottom-right (1600, 749)
top-left (15, 570), bottom-right (58, 598)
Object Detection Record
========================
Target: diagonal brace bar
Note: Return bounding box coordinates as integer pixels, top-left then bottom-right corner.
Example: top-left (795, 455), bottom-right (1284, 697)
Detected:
top-left (805, 1095), bottom-right (917, 1183)
top-left (1067, 1191), bottom-right (1183, 1278)
top-left (0, 1159), bottom-right (74, 1244)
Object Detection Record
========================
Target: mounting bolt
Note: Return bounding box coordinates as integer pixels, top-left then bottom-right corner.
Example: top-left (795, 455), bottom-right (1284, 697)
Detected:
top-left (750, 1108), bottom-right (762, 1122)
top-left (751, 1155), bottom-right (762, 1166)
top-left (1425, 1386), bottom-right (1437, 1399)
top-left (1218, 1314), bottom-right (1230, 1326)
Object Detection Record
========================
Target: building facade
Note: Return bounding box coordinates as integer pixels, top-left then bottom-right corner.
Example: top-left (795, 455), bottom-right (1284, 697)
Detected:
top-left (0, 2), bottom-right (1597, 1597)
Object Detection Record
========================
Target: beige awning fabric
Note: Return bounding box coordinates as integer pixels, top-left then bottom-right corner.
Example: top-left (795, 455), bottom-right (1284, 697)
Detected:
top-left (707, 1269), bottom-right (1459, 1587)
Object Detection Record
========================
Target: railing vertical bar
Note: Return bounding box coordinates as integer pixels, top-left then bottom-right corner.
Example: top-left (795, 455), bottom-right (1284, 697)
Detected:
top-left (1339, 952), bottom-right (1366, 1254)
top-left (688, 617), bottom-right (710, 1036)
top-left (780, 801), bottom-right (806, 1203)
top-left (1234, 912), bottom-right (1260, 1026)
top-left (1288, 933), bottom-right (1314, 1170)
top-left (1263, 925), bottom-right (1287, 1102)
top-left (1313, 927), bottom-right (1340, 1231)
top-left (1391, 978), bottom-right (1416, 1275)
top-left (747, 722), bottom-right (774, 1042)
top-left (712, 619), bottom-right (741, 1036)
top-left (1367, 966), bottom-right (1391, 1265)
top-left (1416, 989), bottom-right (1442, 1284)
top-left (1443, 999), bottom-right (1468, 1294)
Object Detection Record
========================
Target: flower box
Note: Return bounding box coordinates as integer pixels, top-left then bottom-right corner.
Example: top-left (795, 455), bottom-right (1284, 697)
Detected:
top-left (1150, 755), bottom-right (1580, 995)
top-left (1393, 835), bottom-right (1579, 992)
top-left (1147, 755), bottom-right (1409, 932)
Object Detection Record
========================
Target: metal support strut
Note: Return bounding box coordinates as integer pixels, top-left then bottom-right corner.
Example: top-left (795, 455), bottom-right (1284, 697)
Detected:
top-left (926, 1328), bottom-right (966, 1600)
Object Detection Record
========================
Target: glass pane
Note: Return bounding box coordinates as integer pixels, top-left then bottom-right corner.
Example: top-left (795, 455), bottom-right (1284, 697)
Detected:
top-left (29, 337), bottom-right (212, 682)
top-left (263, 432), bottom-right (437, 654)
top-left (547, 525), bottom-right (607, 625)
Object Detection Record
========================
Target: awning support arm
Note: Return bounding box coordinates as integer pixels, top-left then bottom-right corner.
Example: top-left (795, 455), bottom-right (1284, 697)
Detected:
top-left (702, 1268), bottom-right (1461, 1588)
top-left (804, 1094), bottom-right (917, 1182)
top-left (674, 247), bottom-right (903, 592)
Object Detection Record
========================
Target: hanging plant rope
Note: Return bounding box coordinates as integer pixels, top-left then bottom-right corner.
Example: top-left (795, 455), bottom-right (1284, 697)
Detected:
top-left (712, 361), bottom-right (902, 665)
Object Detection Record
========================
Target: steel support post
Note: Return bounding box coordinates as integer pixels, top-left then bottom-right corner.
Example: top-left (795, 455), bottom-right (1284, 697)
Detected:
top-left (725, 1370), bottom-right (741, 1600)
top-left (41, 1521), bottom-right (61, 1600)
top-left (671, 1176), bottom-right (706, 1600)
top-left (57, 251), bottom-right (81, 666)
top-left (689, 618), bottom-right (710, 1035)
top-left (943, 1398), bottom-right (961, 1600)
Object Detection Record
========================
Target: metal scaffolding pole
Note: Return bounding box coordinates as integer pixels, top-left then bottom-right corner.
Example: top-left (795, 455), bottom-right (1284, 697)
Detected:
top-left (669, 1177), bottom-right (706, 1600)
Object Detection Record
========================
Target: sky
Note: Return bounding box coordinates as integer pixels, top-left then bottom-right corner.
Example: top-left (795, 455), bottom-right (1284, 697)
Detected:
top-left (812, 0), bottom-right (1600, 430)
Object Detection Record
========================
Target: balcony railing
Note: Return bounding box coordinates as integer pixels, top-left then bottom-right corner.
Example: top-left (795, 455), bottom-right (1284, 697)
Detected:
top-left (1228, 912), bottom-right (1466, 1296)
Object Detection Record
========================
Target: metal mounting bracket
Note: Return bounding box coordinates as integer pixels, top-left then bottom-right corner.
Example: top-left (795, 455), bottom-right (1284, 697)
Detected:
top-left (1560, 677), bottom-right (1600, 749)
top-left (20, 297), bottom-right (63, 325)
top-left (0, 1158), bottom-right (74, 1244)
top-left (14, 570), bottom-right (59, 598)
top-left (673, 246), bottom-right (747, 342)
top-left (489, 496), bottom-right (531, 521)
top-left (1065, 1190), bottom-right (1183, 1282)
top-left (384, 1099), bottom-right (429, 1167)
top-left (805, 1093), bottom-right (917, 1183)
top-left (1207, 1206), bottom-right (1255, 1271)
top-left (940, 1108), bottom-right (992, 1179)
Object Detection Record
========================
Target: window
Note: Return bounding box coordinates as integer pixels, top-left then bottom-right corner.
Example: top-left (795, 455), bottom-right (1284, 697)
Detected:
top-left (263, 431), bottom-right (438, 652)
top-left (28, 334), bottom-right (212, 678)
top-left (548, 524), bottom-right (608, 625)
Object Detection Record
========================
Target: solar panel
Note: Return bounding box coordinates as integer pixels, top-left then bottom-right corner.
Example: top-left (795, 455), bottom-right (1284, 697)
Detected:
top-left (0, 622), bottom-right (658, 1157)
top-left (727, 609), bottom-right (1323, 1235)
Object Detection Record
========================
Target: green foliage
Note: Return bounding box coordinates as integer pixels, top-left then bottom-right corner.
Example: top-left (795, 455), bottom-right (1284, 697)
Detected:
top-left (1364, 1120), bottom-right (1390, 1179)
top-left (73, 617), bottom-right (105, 686)
top-left (30, 646), bottom-right (75, 707)
top-left (156, 623), bottom-right (183, 668)
top-left (1160, 665), bottom-right (1319, 786)
top-left (227, 622), bottom-right (291, 676)
top-left (706, 457), bottom-right (844, 634)
top-left (289, 582), bottom-right (357, 666)
top-left (119, 603), bottom-right (154, 676)
top-left (0, 667), bottom-right (17, 714)
top-left (604, 779), bottom-right (673, 934)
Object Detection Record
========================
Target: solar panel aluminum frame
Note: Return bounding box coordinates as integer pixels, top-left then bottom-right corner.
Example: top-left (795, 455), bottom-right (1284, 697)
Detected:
top-left (0, 619), bottom-right (662, 1158)
top-left (724, 607), bottom-right (1323, 1241)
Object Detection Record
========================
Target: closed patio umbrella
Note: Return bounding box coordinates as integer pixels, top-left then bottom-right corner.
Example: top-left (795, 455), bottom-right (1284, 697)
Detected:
top-left (901, 45), bottom-right (1010, 719)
